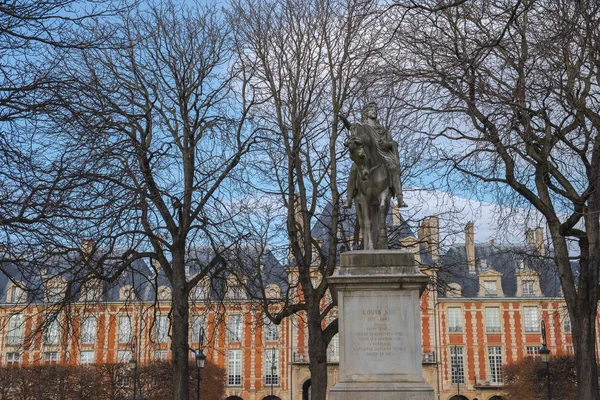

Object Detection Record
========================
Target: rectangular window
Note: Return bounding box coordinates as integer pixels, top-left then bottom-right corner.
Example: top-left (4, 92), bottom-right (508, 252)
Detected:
top-left (227, 315), bottom-right (242, 343)
top-left (155, 315), bottom-right (169, 343)
top-left (563, 314), bottom-right (572, 333)
top-left (265, 349), bottom-right (279, 385)
top-left (448, 307), bottom-right (462, 332)
top-left (526, 346), bottom-right (540, 356)
top-left (228, 349), bottom-right (242, 386)
top-left (80, 351), bottom-right (95, 364)
top-left (117, 350), bottom-right (132, 363)
top-left (265, 319), bottom-right (279, 342)
top-left (44, 319), bottom-right (61, 346)
top-left (522, 280), bottom-right (535, 296)
top-left (484, 281), bottom-right (498, 296)
top-left (6, 314), bottom-right (23, 345)
top-left (327, 334), bottom-right (339, 362)
top-left (190, 315), bottom-right (205, 343)
top-left (524, 307), bottom-right (539, 332)
top-left (488, 346), bottom-right (503, 384)
top-left (118, 316), bottom-right (132, 344)
top-left (485, 307), bottom-right (501, 332)
top-left (44, 351), bottom-right (59, 363)
top-left (81, 317), bottom-right (97, 345)
top-left (154, 350), bottom-right (168, 360)
top-left (450, 346), bottom-right (465, 384)
top-left (6, 352), bottom-right (20, 364)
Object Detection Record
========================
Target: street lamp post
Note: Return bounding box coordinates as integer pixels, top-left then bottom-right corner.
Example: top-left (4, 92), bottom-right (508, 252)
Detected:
top-left (128, 354), bottom-right (137, 400)
top-left (539, 320), bottom-right (551, 400)
top-left (195, 327), bottom-right (206, 400)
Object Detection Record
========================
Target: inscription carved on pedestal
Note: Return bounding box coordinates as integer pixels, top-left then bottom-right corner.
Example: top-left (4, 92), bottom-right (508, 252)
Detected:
top-left (344, 291), bottom-right (416, 377)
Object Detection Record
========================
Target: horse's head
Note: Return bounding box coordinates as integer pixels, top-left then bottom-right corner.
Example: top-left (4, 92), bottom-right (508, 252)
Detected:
top-left (344, 136), bottom-right (370, 180)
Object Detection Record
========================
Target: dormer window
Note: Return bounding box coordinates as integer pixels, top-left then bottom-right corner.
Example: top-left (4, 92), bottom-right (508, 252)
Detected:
top-left (119, 285), bottom-right (135, 301)
top-left (266, 284), bottom-right (280, 300)
top-left (45, 277), bottom-right (66, 304)
top-left (225, 276), bottom-right (245, 300)
top-left (516, 269), bottom-right (542, 297)
top-left (6, 283), bottom-right (26, 304)
top-left (80, 280), bottom-right (103, 302)
top-left (157, 286), bottom-right (171, 300)
top-left (477, 269), bottom-right (504, 297)
top-left (522, 280), bottom-right (535, 296)
top-left (484, 281), bottom-right (498, 297)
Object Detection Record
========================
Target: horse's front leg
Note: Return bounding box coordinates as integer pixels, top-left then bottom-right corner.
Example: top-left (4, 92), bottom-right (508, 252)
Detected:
top-left (360, 197), bottom-right (374, 250)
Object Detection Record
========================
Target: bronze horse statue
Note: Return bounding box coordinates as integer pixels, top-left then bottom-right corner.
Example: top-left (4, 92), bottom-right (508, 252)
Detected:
top-left (344, 125), bottom-right (392, 250)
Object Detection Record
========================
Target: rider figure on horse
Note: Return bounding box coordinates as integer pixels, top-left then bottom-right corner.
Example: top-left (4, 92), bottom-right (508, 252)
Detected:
top-left (342, 102), bottom-right (408, 209)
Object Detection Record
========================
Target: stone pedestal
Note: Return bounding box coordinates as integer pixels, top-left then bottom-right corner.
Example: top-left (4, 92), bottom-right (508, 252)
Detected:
top-left (328, 250), bottom-right (434, 400)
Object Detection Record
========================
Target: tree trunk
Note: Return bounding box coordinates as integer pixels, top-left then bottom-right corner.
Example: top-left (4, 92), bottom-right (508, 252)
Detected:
top-left (307, 306), bottom-right (329, 400)
top-left (572, 309), bottom-right (599, 400)
top-left (171, 256), bottom-right (190, 400)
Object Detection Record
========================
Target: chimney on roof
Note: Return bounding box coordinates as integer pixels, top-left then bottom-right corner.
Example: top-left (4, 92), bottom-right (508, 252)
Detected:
top-left (465, 222), bottom-right (475, 274)
top-left (419, 217), bottom-right (440, 263)
top-left (535, 227), bottom-right (545, 257)
top-left (429, 216), bottom-right (440, 262)
top-left (81, 239), bottom-right (95, 258)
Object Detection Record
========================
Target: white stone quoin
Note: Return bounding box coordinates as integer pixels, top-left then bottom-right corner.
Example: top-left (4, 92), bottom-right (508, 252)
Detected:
top-left (328, 250), bottom-right (434, 400)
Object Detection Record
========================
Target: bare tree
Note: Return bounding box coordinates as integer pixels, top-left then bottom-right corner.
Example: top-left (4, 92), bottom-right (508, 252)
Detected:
top-left (46, 1), bottom-right (258, 398)
top-left (230, 0), bottom-right (388, 398)
top-left (387, 1), bottom-right (600, 398)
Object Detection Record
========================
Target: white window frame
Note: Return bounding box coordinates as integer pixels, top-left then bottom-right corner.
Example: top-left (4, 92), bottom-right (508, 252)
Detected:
top-left (155, 315), bottom-right (170, 343)
top-left (44, 351), bottom-right (59, 363)
top-left (118, 316), bottom-right (132, 344)
top-left (226, 284), bottom-right (244, 300)
top-left (265, 349), bottom-right (279, 386)
top-left (448, 307), bottom-right (462, 333)
top-left (563, 314), bottom-right (572, 333)
top-left (522, 280), bottom-right (535, 296)
top-left (190, 315), bottom-right (205, 343)
top-left (6, 284), bottom-right (26, 304)
top-left (44, 319), bottom-right (61, 346)
top-left (485, 307), bottom-right (501, 333)
top-left (154, 350), bottom-right (168, 360)
top-left (450, 346), bottom-right (465, 384)
top-left (265, 319), bottom-right (279, 342)
top-left (81, 317), bottom-right (97, 345)
top-left (488, 346), bottom-right (503, 384)
top-left (523, 307), bottom-right (539, 332)
top-left (228, 349), bottom-right (242, 386)
top-left (190, 285), bottom-right (208, 301)
top-left (117, 350), bottom-right (132, 363)
top-left (6, 314), bottom-right (23, 346)
top-left (228, 315), bottom-right (242, 343)
top-left (6, 352), bottom-right (20, 364)
top-left (484, 280), bottom-right (498, 297)
top-left (80, 351), bottom-right (95, 364)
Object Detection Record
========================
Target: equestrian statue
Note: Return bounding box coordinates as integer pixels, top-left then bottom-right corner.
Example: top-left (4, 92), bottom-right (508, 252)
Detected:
top-left (341, 102), bottom-right (407, 250)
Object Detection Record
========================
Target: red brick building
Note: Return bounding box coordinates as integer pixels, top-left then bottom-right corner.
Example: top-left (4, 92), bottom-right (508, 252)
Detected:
top-left (0, 221), bottom-right (590, 400)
